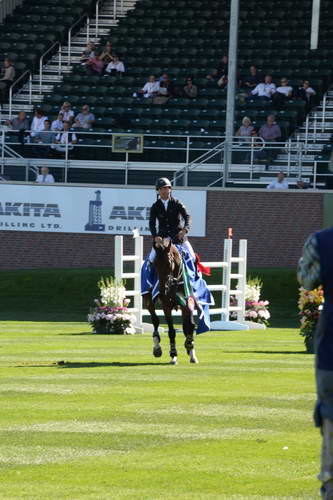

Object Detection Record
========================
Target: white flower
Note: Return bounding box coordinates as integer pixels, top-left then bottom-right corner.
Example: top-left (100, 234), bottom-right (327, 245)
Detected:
top-left (245, 284), bottom-right (261, 302)
top-left (258, 309), bottom-right (270, 319)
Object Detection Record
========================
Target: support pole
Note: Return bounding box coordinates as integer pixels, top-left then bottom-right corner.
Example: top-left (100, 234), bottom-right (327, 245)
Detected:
top-left (133, 233), bottom-right (143, 327)
top-left (224, 0), bottom-right (239, 187)
top-left (310, 0), bottom-right (321, 50)
top-left (236, 239), bottom-right (247, 321)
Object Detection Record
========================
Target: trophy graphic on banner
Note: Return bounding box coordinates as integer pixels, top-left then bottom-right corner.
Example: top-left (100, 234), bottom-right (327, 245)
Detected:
top-left (85, 190), bottom-right (105, 231)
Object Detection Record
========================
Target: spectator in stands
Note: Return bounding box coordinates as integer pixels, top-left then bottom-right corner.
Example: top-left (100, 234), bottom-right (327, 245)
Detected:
top-left (242, 64), bottom-right (262, 89)
top-left (85, 51), bottom-right (104, 75)
top-left (159, 73), bottom-right (178, 97)
top-left (296, 179), bottom-right (310, 189)
top-left (236, 116), bottom-right (255, 142)
top-left (80, 41), bottom-right (96, 63)
top-left (244, 128), bottom-right (267, 164)
top-left (36, 166), bottom-right (55, 183)
top-left (266, 171), bottom-right (289, 189)
top-left (250, 75), bottom-right (276, 101)
top-left (260, 114), bottom-right (281, 142)
top-left (272, 78), bottom-right (293, 109)
top-left (153, 81), bottom-right (170, 104)
top-left (134, 75), bottom-right (160, 99)
top-left (100, 41), bottom-right (113, 64)
top-left (73, 105), bottom-right (95, 129)
top-left (105, 55), bottom-right (125, 75)
top-left (59, 102), bottom-right (74, 124)
top-left (51, 121), bottom-right (77, 153)
top-left (0, 58), bottom-right (16, 104)
top-left (32, 120), bottom-right (54, 157)
top-left (183, 77), bottom-right (198, 99)
top-left (297, 80), bottom-right (317, 112)
top-left (51, 112), bottom-right (64, 132)
top-left (259, 114), bottom-right (281, 165)
top-left (30, 109), bottom-right (48, 138)
top-left (6, 111), bottom-right (29, 147)
top-left (206, 54), bottom-right (228, 82)
top-left (159, 73), bottom-right (169, 83)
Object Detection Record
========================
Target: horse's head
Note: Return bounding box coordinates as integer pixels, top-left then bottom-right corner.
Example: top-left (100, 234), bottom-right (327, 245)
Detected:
top-left (154, 238), bottom-right (182, 299)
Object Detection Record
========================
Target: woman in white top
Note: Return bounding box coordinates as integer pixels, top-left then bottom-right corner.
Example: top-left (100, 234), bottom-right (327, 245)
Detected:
top-left (105, 55), bottom-right (125, 74)
top-left (59, 102), bottom-right (75, 123)
top-left (30, 109), bottom-right (48, 137)
top-left (235, 116), bottom-right (255, 143)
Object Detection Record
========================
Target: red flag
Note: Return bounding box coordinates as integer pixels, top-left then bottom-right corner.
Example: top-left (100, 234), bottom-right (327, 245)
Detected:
top-left (195, 253), bottom-right (211, 276)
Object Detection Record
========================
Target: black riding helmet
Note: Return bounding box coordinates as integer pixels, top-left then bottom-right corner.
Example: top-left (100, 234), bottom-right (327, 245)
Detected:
top-left (155, 177), bottom-right (172, 190)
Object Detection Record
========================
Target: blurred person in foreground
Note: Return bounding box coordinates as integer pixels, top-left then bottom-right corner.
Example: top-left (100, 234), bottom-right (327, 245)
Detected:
top-left (298, 225), bottom-right (333, 500)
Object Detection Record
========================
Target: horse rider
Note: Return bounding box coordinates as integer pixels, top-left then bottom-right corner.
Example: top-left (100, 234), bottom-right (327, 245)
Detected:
top-left (148, 177), bottom-right (195, 263)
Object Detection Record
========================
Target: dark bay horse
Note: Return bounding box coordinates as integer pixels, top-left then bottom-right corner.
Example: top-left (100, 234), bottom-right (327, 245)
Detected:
top-left (144, 238), bottom-right (198, 365)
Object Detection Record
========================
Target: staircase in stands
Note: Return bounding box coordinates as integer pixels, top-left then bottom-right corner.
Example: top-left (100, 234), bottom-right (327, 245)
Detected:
top-left (2, 0), bottom-right (137, 115)
top-left (268, 88), bottom-right (333, 178)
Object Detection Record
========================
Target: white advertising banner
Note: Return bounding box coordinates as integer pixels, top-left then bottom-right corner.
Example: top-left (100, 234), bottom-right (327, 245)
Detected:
top-left (0, 184), bottom-right (206, 236)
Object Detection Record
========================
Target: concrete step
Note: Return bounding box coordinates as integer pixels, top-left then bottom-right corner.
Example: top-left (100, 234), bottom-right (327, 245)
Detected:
top-left (78, 28), bottom-right (111, 36)
top-left (12, 94), bottom-right (44, 102)
top-left (58, 56), bottom-right (82, 63)
top-left (277, 154), bottom-right (316, 161)
top-left (43, 64), bottom-right (73, 73)
top-left (297, 131), bottom-right (331, 139)
top-left (32, 74), bottom-right (63, 83)
top-left (89, 20), bottom-right (119, 27)
top-left (2, 104), bottom-right (35, 113)
top-left (62, 46), bottom-right (88, 53)
top-left (300, 124), bottom-right (333, 131)
top-left (22, 84), bottom-right (54, 92)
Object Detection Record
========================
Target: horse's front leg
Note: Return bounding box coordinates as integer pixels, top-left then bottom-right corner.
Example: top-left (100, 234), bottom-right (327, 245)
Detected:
top-left (181, 305), bottom-right (198, 364)
top-left (162, 303), bottom-right (177, 365)
top-left (144, 293), bottom-right (162, 358)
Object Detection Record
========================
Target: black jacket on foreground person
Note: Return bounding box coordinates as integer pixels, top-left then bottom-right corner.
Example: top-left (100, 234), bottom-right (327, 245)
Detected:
top-left (149, 196), bottom-right (191, 243)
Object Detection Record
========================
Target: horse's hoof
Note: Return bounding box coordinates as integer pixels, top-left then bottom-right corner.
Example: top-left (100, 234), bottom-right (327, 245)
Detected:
top-left (189, 349), bottom-right (198, 364)
top-left (170, 357), bottom-right (178, 365)
top-left (153, 345), bottom-right (162, 358)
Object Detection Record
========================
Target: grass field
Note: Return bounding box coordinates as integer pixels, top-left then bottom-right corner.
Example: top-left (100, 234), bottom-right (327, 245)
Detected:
top-left (0, 322), bottom-right (319, 500)
top-left (0, 267), bottom-right (317, 499)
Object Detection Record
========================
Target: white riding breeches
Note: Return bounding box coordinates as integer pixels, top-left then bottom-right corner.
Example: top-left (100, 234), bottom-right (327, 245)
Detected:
top-left (149, 239), bottom-right (195, 263)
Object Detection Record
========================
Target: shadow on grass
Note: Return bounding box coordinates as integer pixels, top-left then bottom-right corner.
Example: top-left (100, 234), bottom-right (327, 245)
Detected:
top-left (60, 361), bottom-right (172, 368)
top-left (16, 361), bottom-right (171, 368)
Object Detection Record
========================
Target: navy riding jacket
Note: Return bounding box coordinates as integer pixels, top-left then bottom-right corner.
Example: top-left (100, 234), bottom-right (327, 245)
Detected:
top-left (149, 197), bottom-right (191, 242)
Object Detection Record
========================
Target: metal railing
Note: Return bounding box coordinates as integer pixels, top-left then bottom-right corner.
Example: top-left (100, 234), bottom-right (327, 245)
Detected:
top-left (39, 42), bottom-right (62, 92)
top-left (0, 129), bottom-right (323, 188)
top-left (173, 136), bottom-right (266, 186)
top-left (68, 13), bottom-right (91, 65)
top-left (8, 70), bottom-right (32, 118)
top-left (112, 0), bottom-right (124, 19)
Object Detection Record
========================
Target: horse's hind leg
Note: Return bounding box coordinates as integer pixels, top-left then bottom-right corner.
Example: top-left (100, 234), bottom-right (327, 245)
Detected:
top-left (181, 306), bottom-right (198, 364)
top-left (163, 305), bottom-right (177, 365)
top-left (144, 293), bottom-right (162, 358)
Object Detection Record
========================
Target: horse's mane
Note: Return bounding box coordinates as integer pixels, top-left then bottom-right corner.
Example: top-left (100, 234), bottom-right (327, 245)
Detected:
top-left (154, 239), bottom-right (182, 302)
